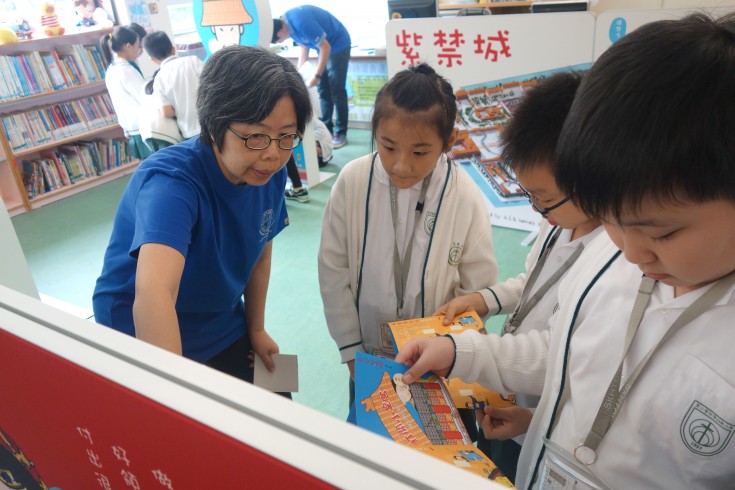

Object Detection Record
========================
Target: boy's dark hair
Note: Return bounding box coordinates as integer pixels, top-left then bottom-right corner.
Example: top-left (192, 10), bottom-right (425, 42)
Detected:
top-left (197, 45), bottom-right (312, 150)
top-left (272, 19), bottom-right (284, 43)
top-left (555, 12), bottom-right (735, 219)
top-left (499, 71), bottom-right (583, 175)
top-left (143, 31), bottom-right (174, 61)
top-left (98, 26), bottom-right (138, 66)
top-left (371, 63), bottom-right (457, 151)
top-left (127, 22), bottom-right (147, 41)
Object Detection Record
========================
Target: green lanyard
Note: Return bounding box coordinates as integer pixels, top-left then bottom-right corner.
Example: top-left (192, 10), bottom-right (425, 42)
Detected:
top-left (389, 172), bottom-right (432, 319)
top-left (571, 271), bottom-right (735, 465)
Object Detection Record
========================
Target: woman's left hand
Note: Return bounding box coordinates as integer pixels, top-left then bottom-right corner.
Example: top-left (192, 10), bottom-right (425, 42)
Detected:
top-left (249, 329), bottom-right (279, 372)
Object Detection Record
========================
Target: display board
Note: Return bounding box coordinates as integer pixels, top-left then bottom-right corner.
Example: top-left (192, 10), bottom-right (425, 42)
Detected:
top-left (386, 13), bottom-right (595, 231)
top-left (0, 205), bottom-right (37, 298)
top-left (0, 285), bottom-right (505, 489)
top-left (593, 5), bottom-right (735, 59)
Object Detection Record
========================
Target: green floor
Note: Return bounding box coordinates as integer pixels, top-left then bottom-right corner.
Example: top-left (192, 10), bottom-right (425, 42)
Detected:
top-left (10, 128), bottom-right (530, 421)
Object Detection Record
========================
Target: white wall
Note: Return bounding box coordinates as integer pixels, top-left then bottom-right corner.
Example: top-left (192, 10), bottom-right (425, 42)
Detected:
top-left (110, 0), bottom-right (176, 78)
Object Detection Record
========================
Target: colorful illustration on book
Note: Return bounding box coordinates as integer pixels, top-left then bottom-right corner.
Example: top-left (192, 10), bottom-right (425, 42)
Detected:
top-left (355, 353), bottom-right (471, 447)
top-left (195, 0), bottom-right (268, 56)
top-left (355, 353), bottom-right (515, 487)
top-left (0, 425), bottom-right (54, 490)
top-left (416, 444), bottom-right (514, 486)
top-left (385, 311), bottom-right (517, 410)
top-left (451, 63), bottom-right (591, 212)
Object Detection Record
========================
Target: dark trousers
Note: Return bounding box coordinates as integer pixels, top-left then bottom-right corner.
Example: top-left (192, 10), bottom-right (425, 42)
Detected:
top-left (285, 154), bottom-right (302, 189)
top-left (480, 437), bottom-right (521, 484)
top-left (317, 48), bottom-right (350, 137)
top-left (205, 335), bottom-right (291, 399)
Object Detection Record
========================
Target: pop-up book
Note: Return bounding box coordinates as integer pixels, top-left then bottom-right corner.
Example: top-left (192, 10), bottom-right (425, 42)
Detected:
top-left (355, 352), bottom-right (514, 486)
top-left (383, 311), bottom-right (517, 410)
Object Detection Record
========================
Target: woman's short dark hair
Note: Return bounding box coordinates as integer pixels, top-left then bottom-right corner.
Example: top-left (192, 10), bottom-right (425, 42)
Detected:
top-left (555, 12), bottom-right (735, 219)
top-left (371, 63), bottom-right (457, 151)
top-left (499, 71), bottom-right (583, 175)
top-left (197, 45), bottom-right (313, 150)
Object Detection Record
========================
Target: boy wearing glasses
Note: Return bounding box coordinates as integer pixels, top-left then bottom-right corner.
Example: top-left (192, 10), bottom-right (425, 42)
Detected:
top-left (433, 71), bottom-right (601, 482)
top-left (94, 46), bottom-right (311, 390)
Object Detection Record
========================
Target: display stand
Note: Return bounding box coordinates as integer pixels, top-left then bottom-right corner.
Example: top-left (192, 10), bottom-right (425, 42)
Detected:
top-left (0, 284), bottom-right (506, 488)
top-left (0, 203), bottom-right (38, 298)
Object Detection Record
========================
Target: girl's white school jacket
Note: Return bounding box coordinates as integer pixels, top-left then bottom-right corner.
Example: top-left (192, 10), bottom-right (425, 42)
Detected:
top-left (452, 231), bottom-right (735, 489)
top-left (104, 59), bottom-right (145, 135)
top-left (319, 153), bottom-right (498, 363)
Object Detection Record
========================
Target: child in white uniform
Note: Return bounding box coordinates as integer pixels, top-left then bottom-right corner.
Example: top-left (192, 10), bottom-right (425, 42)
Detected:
top-left (142, 32), bottom-right (204, 139)
top-left (318, 63), bottom-right (498, 403)
top-left (397, 12), bottom-right (735, 489)
top-left (99, 26), bottom-right (151, 160)
top-left (435, 72), bottom-right (602, 483)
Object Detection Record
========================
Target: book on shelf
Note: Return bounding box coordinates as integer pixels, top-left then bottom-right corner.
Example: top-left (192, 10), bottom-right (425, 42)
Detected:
top-left (19, 138), bottom-right (133, 198)
top-left (380, 310), bottom-right (517, 411)
top-left (0, 44), bottom-right (107, 102)
top-left (354, 352), bottom-right (514, 486)
top-left (1, 94), bottom-right (117, 152)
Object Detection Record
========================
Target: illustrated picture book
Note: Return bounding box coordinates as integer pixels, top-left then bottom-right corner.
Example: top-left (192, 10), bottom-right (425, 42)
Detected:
top-left (354, 352), bottom-right (514, 486)
top-left (383, 310), bottom-right (517, 410)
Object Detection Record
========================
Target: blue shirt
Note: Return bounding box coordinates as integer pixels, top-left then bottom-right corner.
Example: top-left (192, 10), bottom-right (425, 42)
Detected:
top-left (284, 5), bottom-right (351, 55)
top-left (93, 137), bottom-right (288, 361)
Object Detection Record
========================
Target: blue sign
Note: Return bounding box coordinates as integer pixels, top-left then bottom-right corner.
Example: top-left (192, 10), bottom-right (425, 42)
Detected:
top-left (609, 17), bottom-right (627, 43)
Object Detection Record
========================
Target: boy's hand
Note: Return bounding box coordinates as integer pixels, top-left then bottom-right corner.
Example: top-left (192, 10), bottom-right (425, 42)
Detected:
top-left (249, 329), bottom-right (279, 372)
top-left (395, 336), bottom-right (455, 384)
top-left (432, 292), bottom-right (487, 325)
top-left (476, 405), bottom-right (533, 441)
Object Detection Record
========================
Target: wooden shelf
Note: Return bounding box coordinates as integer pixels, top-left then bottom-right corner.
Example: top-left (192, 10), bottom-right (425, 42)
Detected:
top-left (0, 27), bottom-right (113, 54)
top-left (0, 27), bottom-right (132, 215)
top-left (28, 159), bottom-right (140, 210)
top-left (0, 81), bottom-right (107, 112)
top-left (12, 123), bottom-right (122, 157)
top-left (439, 1), bottom-right (532, 9)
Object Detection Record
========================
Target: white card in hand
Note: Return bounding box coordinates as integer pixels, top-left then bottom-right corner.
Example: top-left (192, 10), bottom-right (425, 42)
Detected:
top-left (253, 353), bottom-right (299, 393)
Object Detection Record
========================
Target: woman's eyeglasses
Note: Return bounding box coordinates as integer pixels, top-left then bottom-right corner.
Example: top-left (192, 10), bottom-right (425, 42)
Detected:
top-left (228, 127), bottom-right (302, 150)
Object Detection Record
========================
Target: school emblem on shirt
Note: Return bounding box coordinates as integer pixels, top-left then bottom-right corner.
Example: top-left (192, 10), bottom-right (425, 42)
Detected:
top-left (448, 242), bottom-right (463, 267)
top-left (260, 209), bottom-right (275, 242)
top-left (680, 400), bottom-right (734, 456)
top-left (424, 211), bottom-right (436, 235)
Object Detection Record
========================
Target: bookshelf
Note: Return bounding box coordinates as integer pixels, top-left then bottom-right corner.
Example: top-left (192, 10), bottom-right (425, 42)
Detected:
top-left (0, 27), bottom-right (140, 216)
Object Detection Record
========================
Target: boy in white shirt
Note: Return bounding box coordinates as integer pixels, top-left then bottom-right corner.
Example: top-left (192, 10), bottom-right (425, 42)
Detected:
top-left (397, 12), bottom-right (735, 489)
top-left (142, 32), bottom-right (204, 139)
top-left (434, 71), bottom-right (602, 483)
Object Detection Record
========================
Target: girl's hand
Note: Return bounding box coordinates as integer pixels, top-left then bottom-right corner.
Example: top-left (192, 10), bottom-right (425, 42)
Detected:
top-left (433, 292), bottom-right (487, 325)
top-left (476, 405), bottom-right (533, 441)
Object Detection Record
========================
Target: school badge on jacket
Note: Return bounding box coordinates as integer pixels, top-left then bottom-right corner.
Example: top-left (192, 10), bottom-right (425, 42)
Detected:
top-left (680, 400), bottom-right (735, 456)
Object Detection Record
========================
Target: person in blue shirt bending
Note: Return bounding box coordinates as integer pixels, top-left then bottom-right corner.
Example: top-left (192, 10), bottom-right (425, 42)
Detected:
top-left (273, 5), bottom-right (351, 149)
top-left (93, 46), bottom-right (312, 391)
